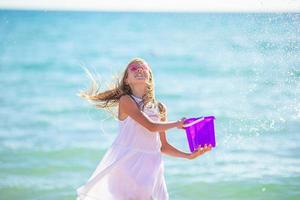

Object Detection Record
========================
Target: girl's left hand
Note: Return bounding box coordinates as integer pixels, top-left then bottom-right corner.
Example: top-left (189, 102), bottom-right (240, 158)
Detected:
top-left (187, 144), bottom-right (212, 160)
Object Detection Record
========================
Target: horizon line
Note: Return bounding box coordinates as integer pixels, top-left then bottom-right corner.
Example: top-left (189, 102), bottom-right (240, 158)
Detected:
top-left (0, 7), bottom-right (299, 13)
top-left (0, 0), bottom-right (299, 13)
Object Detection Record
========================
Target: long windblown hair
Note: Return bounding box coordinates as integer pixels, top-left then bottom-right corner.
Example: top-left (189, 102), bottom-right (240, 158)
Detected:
top-left (77, 58), bottom-right (166, 120)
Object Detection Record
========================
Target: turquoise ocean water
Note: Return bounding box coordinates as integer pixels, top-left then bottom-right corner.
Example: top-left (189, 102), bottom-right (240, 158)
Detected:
top-left (0, 10), bottom-right (299, 200)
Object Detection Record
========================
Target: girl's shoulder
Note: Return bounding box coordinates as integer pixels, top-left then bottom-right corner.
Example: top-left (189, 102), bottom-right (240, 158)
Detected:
top-left (119, 94), bottom-right (129, 101)
top-left (118, 94), bottom-right (136, 109)
top-left (119, 94), bottom-right (137, 104)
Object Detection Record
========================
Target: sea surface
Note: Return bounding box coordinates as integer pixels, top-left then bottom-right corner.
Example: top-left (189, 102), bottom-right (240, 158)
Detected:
top-left (0, 10), bottom-right (299, 200)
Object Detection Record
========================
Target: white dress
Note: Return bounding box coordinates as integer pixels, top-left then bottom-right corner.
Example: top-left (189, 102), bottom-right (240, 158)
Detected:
top-left (76, 95), bottom-right (169, 200)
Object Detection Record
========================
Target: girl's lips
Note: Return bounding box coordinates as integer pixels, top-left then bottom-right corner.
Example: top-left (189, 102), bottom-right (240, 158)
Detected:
top-left (134, 73), bottom-right (145, 78)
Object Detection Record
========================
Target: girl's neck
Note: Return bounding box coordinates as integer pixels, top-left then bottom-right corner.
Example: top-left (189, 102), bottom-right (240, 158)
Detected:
top-left (130, 84), bottom-right (146, 99)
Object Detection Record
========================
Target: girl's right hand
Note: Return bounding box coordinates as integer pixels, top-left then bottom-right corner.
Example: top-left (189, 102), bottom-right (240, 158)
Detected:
top-left (187, 144), bottom-right (212, 160)
top-left (176, 117), bottom-right (186, 129)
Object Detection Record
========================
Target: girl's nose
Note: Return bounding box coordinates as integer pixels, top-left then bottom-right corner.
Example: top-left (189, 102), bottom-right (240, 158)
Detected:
top-left (137, 67), bottom-right (144, 72)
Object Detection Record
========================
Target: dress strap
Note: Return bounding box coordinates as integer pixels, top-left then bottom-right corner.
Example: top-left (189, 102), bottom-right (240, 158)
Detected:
top-left (129, 95), bottom-right (141, 110)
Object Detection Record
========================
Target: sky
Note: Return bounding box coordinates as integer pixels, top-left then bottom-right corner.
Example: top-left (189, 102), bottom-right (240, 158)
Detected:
top-left (0, 0), bottom-right (299, 12)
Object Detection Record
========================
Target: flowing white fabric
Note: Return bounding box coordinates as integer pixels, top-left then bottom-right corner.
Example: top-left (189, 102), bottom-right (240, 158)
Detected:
top-left (76, 95), bottom-right (169, 200)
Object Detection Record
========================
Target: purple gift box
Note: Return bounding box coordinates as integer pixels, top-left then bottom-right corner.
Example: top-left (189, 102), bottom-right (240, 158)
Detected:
top-left (183, 116), bottom-right (216, 152)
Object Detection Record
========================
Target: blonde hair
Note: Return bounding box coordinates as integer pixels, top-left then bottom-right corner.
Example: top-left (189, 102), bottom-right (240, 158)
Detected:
top-left (77, 57), bottom-right (166, 120)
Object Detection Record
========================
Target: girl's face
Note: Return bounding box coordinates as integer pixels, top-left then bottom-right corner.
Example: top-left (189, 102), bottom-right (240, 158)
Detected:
top-left (125, 62), bottom-right (150, 85)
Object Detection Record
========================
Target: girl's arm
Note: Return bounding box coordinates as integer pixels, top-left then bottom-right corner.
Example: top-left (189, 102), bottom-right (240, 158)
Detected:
top-left (160, 135), bottom-right (190, 159)
top-left (161, 139), bottom-right (212, 160)
top-left (158, 106), bottom-right (190, 159)
top-left (120, 95), bottom-right (184, 132)
top-left (159, 103), bottom-right (212, 159)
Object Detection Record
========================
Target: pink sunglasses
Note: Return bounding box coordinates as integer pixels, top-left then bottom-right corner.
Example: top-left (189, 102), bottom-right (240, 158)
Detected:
top-left (128, 63), bottom-right (149, 72)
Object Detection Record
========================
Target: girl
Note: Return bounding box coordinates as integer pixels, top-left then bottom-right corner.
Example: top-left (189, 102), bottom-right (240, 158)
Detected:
top-left (76, 58), bottom-right (212, 200)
